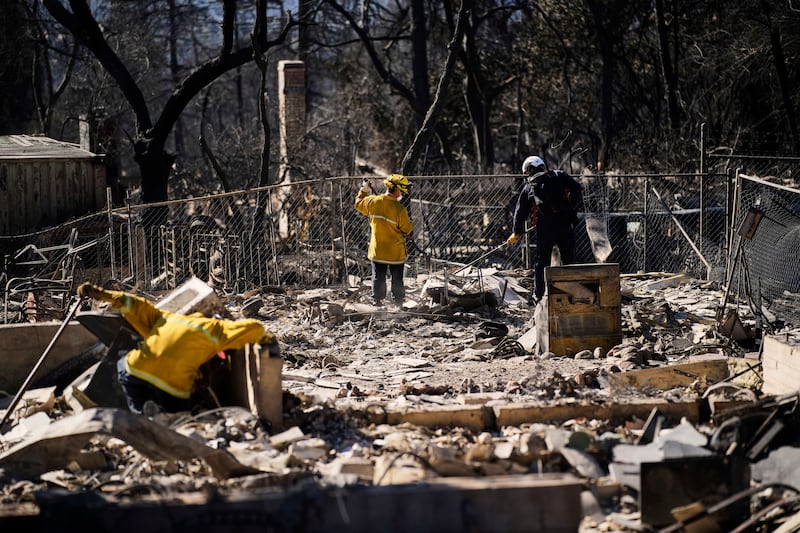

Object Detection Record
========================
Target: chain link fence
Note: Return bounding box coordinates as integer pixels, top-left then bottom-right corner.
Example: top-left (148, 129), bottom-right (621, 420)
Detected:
top-left (728, 174), bottom-right (800, 328)
top-left (0, 213), bottom-right (113, 323)
top-left (1, 172), bottom-right (731, 323)
top-left (642, 173), bottom-right (730, 280)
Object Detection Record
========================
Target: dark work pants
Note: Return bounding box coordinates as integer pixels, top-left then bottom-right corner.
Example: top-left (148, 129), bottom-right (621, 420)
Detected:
top-left (534, 218), bottom-right (576, 299)
top-left (118, 362), bottom-right (192, 414)
top-left (372, 261), bottom-right (405, 303)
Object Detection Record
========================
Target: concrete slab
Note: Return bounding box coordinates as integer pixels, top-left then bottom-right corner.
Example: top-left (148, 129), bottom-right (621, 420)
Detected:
top-left (0, 322), bottom-right (99, 393)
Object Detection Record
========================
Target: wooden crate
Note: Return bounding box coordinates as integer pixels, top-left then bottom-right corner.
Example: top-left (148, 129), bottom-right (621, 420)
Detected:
top-left (545, 263), bottom-right (622, 356)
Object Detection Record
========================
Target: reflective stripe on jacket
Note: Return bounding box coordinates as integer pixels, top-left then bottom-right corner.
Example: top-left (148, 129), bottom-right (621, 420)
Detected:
top-left (93, 289), bottom-right (265, 398)
top-left (354, 190), bottom-right (413, 264)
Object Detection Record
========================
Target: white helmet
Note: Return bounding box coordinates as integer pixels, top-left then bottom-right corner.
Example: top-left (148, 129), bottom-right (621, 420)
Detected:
top-left (521, 156), bottom-right (546, 174)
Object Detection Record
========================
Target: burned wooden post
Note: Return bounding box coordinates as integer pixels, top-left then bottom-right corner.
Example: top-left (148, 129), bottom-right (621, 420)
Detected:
top-left (228, 343), bottom-right (284, 431)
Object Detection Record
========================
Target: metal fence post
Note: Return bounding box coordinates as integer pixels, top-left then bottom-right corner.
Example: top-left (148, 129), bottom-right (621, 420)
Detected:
top-left (725, 170), bottom-right (743, 282)
top-left (724, 167), bottom-right (734, 268)
top-left (643, 176), bottom-right (649, 272)
top-left (106, 187), bottom-right (116, 281)
top-left (699, 122), bottom-right (707, 255)
top-left (523, 222), bottom-right (531, 269)
top-left (338, 180), bottom-right (351, 285)
top-left (266, 185), bottom-right (279, 286)
top-left (126, 194), bottom-right (135, 283)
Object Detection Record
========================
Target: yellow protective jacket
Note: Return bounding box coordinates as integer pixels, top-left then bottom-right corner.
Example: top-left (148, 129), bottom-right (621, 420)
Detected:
top-left (92, 288), bottom-right (266, 399)
top-left (354, 190), bottom-right (413, 264)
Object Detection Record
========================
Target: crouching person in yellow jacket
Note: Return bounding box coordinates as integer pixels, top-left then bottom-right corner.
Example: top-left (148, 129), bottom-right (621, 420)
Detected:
top-left (77, 282), bottom-right (279, 414)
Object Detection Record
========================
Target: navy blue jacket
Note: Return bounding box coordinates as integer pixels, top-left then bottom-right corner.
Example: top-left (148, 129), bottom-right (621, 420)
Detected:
top-left (511, 169), bottom-right (583, 234)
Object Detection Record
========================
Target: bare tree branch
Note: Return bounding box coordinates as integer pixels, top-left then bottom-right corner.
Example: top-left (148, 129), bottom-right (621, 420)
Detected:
top-left (43, 0), bottom-right (153, 131)
top-left (324, 0), bottom-right (417, 108)
top-left (401, 1), bottom-right (467, 174)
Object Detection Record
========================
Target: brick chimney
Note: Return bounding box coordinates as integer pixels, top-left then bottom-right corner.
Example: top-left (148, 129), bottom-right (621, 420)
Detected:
top-left (278, 60), bottom-right (306, 179)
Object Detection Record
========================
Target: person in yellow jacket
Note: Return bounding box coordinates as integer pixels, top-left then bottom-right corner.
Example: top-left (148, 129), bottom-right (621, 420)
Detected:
top-left (77, 282), bottom-right (278, 414)
top-left (354, 174), bottom-right (413, 306)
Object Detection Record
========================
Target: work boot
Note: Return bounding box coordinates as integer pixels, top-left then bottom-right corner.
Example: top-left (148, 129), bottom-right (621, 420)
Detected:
top-left (374, 298), bottom-right (384, 307)
top-left (393, 298), bottom-right (405, 309)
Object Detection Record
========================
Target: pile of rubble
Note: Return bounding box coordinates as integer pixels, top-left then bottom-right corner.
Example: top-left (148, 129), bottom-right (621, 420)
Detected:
top-left (2, 269), bottom-right (800, 532)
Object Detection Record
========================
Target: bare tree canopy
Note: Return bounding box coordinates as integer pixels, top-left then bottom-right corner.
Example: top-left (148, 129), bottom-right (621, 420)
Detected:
top-left (39, 0), bottom-right (298, 206)
top-left (0, 0), bottom-right (797, 196)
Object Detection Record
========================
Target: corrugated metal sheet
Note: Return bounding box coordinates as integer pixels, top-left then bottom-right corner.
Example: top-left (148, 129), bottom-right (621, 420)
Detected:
top-left (0, 135), bottom-right (98, 160)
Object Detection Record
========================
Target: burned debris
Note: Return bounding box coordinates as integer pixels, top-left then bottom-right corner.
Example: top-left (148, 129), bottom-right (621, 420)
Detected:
top-left (0, 265), bottom-right (799, 532)
top-left (0, 149), bottom-right (798, 531)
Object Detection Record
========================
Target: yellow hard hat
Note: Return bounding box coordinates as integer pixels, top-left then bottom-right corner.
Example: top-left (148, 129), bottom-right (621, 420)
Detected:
top-left (384, 174), bottom-right (410, 194)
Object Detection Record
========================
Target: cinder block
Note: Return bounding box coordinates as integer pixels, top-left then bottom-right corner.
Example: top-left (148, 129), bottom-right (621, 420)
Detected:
top-left (762, 333), bottom-right (800, 395)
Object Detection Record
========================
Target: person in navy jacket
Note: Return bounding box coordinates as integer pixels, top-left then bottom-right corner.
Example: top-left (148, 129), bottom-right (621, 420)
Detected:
top-left (507, 156), bottom-right (583, 302)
